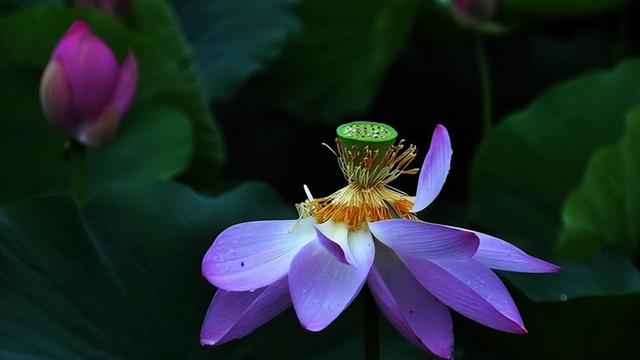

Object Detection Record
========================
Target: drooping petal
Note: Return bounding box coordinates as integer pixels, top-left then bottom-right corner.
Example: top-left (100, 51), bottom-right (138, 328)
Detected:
top-left (40, 59), bottom-right (75, 130)
top-left (53, 19), bottom-right (118, 119)
top-left (202, 218), bottom-right (315, 291)
top-left (201, 277), bottom-right (291, 346)
top-left (411, 125), bottom-right (452, 212)
top-left (368, 245), bottom-right (453, 359)
top-left (315, 221), bottom-right (353, 265)
top-left (110, 52), bottom-right (138, 116)
top-left (289, 228), bottom-right (374, 331)
top-left (369, 219), bottom-right (478, 260)
top-left (404, 256), bottom-right (526, 334)
top-left (471, 230), bottom-right (561, 273)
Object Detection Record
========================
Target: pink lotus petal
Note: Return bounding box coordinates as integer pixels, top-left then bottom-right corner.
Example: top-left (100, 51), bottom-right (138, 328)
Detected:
top-left (201, 277), bottom-right (291, 346)
top-left (404, 256), bottom-right (526, 334)
top-left (470, 230), bottom-right (561, 273)
top-left (40, 59), bottom-right (75, 130)
top-left (202, 218), bottom-right (315, 291)
top-left (76, 105), bottom-right (119, 148)
top-left (369, 219), bottom-right (478, 260)
top-left (411, 125), bottom-right (453, 212)
top-left (289, 229), bottom-right (374, 331)
top-left (110, 52), bottom-right (138, 116)
top-left (53, 19), bottom-right (118, 120)
top-left (368, 245), bottom-right (453, 359)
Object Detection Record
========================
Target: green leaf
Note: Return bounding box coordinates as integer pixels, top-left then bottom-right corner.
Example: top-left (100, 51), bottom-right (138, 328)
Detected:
top-left (128, 0), bottom-right (226, 186)
top-left (558, 107), bottom-right (640, 260)
top-left (0, 66), bottom-right (69, 204)
top-left (86, 105), bottom-right (193, 195)
top-left (469, 59), bottom-right (640, 301)
top-left (0, 181), bottom-right (294, 359)
top-left (502, 0), bottom-right (630, 18)
top-left (0, 3), bottom-right (225, 187)
top-left (262, 0), bottom-right (423, 123)
top-left (170, 0), bottom-right (301, 100)
top-left (0, 66), bottom-right (193, 203)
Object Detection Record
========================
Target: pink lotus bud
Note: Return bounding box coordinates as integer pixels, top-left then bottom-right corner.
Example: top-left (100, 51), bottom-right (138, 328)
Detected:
top-left (451, 0), bottom-right (498, 26)
top-left (40, 20), bottom-right (138, 148)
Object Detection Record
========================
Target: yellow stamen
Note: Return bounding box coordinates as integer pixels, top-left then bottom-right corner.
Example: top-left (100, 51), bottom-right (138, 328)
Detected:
top-left (296, 139), bottom-right (419, 230)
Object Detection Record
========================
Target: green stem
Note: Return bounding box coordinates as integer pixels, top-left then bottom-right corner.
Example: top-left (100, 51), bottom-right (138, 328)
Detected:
top-left (66, 140), bottom-right (87, 204)
top-left (363, 288), bottom-right (380, 360)
top-left (475, 35), bottom-right (493, 136)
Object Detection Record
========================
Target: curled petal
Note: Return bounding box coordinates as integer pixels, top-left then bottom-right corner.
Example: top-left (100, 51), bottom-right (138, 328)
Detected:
top-left (368, 245), bottom-right (453, 359)
top-left (289, 229), bottom-right (374, 331)
top-left (471, 231), bottom-right (561, 273)
top-left (201, 277), bottom-right (291, 346)
top-left (315, 221), bottom-right (353, 265)
top-left (110, 52), bottom-right (138, 116)
top-left (404, 256), bottom-right (526, 334)
top-left (369, 219), bottom-right (478, 260)
top-left (411, 125), bottom-right (452, 212)
top-left (202, 218), bottom-right (315, 291)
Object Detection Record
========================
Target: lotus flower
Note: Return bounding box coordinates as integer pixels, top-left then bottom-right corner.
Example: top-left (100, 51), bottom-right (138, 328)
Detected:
top-left (201, 122), bottom-right (559, 359)
top-left (40, 19), bottom-right (138, 148)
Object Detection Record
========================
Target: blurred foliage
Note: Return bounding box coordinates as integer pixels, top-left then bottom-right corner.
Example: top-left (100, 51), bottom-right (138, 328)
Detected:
top-left (1, 0), bottom-right (640, 359)
top-left (0, 182), bottom-right (293, 359)
top-left (559, 107), bottom-right (640, 261)
top-left (469, 59), bottom-right (640, 301)
top-left (260, 0), bottom-right (425, 123)
top-left (170, 0), bottom-right (301, 101)
top-left (502, 0), bottom-right (630, 18)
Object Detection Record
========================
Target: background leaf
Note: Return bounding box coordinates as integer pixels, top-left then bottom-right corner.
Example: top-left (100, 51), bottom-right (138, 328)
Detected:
top-left (170, 0), bottom-right (301, 101)
top-left (502, 0), bottom-right (630, 18)
top-left (0, 181), bottom-right (293, 359)
top-left (86, 105), bottom-right (193, 195)
top-left (261, 0), bottom-right (424, 123)
top-left (0, 67), bottom-right (69, 204)
top-left (558, 107), bottom-right (640, 260)
top-left (469, 59), bottom-right (640, 301)
top-left (127, 0), bottom-right (226, 186)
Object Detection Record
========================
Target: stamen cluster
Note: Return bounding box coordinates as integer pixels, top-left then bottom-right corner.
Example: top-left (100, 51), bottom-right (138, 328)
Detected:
top-left (297, 139), bottom-right (419, 230)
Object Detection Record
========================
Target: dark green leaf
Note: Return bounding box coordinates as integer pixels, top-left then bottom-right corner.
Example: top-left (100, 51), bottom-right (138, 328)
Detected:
top-left (469, 59), bottom-right (640, 301)
top-left (170, 0), bottom-right (301, 100)
top-left (86, 105), bottom-right (193, 195)
top-left (0, 67), bottom-right (69, 204)
top-left (502, 0), bottom-right (630, 18)
top-left (262, 0), bottom-right (423, 123)
top-left (128, 0), bottom-right (226, 186)
top-left (0, 181), bottom-right (293, 359)
top-left (558, 107), bottom-right (640, 260)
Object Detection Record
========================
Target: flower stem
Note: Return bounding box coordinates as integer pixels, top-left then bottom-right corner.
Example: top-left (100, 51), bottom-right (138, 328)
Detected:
top-left (66, 140), bottom-right (87, 204)
top-left (363, 287), bottom-right (380, 360)
top-left (475, 35), bottom-right (493, 136)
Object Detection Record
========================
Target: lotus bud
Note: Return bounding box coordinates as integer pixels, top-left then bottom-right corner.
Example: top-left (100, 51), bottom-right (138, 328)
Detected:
top-left (451, 0), bottom-right (498, 27)
top-left (40, 20), bottom-right (138, 148)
